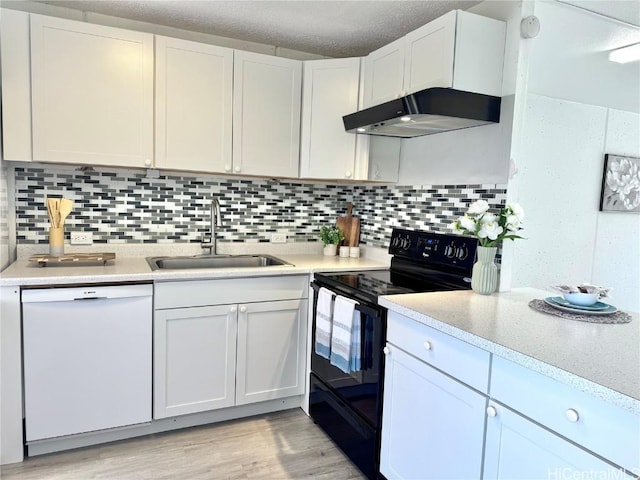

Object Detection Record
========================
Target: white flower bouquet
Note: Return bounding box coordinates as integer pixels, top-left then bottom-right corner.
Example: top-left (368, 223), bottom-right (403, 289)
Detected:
top-left (451, 200), bottom-right (525, 247)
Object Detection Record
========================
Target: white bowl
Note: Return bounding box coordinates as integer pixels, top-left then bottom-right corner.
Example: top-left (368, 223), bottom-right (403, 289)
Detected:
top-left (563, 292), bottom-right (599, 306)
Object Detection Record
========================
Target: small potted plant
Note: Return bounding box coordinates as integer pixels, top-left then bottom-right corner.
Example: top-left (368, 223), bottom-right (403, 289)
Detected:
top-left (319, 225), bottom-right (345, 256)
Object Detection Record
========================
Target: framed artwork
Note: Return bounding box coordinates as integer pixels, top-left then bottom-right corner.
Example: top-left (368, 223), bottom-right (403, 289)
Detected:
top-left (599, 154), bottom-right (640, 213)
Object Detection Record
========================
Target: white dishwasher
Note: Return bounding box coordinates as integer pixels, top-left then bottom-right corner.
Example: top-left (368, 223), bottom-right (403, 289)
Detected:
top-left (22, 283), bottom-right (153, 442)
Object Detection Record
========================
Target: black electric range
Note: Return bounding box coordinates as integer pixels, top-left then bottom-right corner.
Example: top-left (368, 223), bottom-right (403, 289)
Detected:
top-left (309, 228), bottom-right (478, 480)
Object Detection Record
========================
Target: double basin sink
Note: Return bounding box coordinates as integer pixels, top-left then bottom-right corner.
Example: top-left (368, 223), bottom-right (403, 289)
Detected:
top-left (146, 254), bottom-right (292, 271)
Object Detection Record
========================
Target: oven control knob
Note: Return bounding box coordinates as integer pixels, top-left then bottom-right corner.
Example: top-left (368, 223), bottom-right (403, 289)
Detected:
top-left (444, 244), bottom-right (456, 258)
top-left (383, 346), bottom-right (391, 355)
top-left (456, 245), bottom-right (469, 260)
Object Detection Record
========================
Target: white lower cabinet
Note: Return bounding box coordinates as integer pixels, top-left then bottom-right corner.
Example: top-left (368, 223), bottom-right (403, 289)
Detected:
top-left (380, 311), bottom-right (489, 480)
top-left (236, 299), bottom-right (307, 405)
top-left (153, 276), bottom-right (308, 420)
top-left (380, 345), bottom-right (486, 479)
top-left (153, 305), bottom-right (237, 419)
top-left (380, 312), bottom-right (639, 480)
top-left (483, 401), bottom-right (634, 479)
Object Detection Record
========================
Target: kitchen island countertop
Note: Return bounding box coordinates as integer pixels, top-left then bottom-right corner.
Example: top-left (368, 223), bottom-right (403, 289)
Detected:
top-left (380, 288), bottom-right (640, 414)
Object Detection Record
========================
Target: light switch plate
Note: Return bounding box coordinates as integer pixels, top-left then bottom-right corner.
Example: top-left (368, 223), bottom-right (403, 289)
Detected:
top-left (70, 231), bottom-right (93, 245)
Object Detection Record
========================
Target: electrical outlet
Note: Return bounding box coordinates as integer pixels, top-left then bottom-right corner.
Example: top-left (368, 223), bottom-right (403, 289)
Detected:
top-left (270, 233), bottom-right (287, 244)
top-left (70, 231), bottom-right (93, 245)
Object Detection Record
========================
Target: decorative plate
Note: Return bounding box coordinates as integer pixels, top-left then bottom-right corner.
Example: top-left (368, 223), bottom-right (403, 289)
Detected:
top-left (544, 297), bottom-right (617, 315)
top-left (546, 296), bottom-right (610, 311)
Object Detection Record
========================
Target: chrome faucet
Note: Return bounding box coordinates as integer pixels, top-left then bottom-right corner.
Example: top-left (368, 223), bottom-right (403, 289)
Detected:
top-left (201, 198), bottom-right (223, 255)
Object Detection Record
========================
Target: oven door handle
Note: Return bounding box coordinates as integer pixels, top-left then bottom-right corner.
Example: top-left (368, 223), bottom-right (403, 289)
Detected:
top-left (310, 281), bottom-right (382, 320)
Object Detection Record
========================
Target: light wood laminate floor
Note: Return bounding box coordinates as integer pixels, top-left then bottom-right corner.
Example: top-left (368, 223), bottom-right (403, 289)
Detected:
top-left (1, 409), bottom-right (366, 480)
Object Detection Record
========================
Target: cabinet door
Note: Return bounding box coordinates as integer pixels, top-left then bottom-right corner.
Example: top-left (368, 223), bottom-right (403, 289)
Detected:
top-left (233, 51), bottom-right (301, 177)
top-left (236, 299), bottom-right (307, 405)
top-left (403, 10), bottom-right (456, 95)
top-left (30, 15), bottom-right (153, 168)
top-left (363, 37), bottom-right (405, 107)
top-left (380, 344), bottom-right (486, 480)
top-left (154, 304), bottom-right (237, 419)
top-left (1, 9), bottom-right (32, 161)
top-left (452, 10), bottom-right (506, 97)
top-left (155, 37), bottom-right (233, 173)
top-left (483, 401), bottom-right (634, 479)
top-left (300, 58), bottom-right (361, 180)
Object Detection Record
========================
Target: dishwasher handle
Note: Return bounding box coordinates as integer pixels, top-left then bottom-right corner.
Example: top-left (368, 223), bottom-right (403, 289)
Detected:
top-left (22, 284), bottom-right (153, 303)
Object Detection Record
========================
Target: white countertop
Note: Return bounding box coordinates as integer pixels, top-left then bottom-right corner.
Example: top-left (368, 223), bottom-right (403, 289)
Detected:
top-left (0, 253), bottom-right (389, 287)
top-left (379, 288), bottom-right (640, 414)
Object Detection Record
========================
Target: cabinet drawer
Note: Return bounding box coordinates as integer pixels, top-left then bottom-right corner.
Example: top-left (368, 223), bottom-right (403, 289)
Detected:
top-left (491, 356), bottom-right (640, 472)
top-left (386, 311), bottom-right (490, 393)
top-left (155, 275), bottom-right (308, 309)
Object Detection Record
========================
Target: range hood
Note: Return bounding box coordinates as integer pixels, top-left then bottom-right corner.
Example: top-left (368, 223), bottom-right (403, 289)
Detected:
top-left (343, 88), bottom-right (501, 138)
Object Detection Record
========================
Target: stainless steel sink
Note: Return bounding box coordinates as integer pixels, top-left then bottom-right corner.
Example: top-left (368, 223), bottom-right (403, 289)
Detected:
top-left (146, 254), bottom-right (292, 271)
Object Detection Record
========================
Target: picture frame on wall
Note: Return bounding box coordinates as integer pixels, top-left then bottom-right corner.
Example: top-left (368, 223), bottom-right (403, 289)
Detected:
top-left (599, 154), bottom-right (640, 213)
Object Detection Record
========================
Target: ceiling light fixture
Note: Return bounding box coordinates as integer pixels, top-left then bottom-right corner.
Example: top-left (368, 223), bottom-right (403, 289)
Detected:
top-left (609, 43), bottom-right (640, 64)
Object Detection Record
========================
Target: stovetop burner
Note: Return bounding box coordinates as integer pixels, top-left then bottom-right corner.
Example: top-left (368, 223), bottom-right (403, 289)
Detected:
top-left (314, 228), bottom-right (478, 303)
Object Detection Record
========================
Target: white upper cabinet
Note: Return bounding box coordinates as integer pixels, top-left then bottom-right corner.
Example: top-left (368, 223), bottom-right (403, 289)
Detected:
top-left (155, 37), bottom-right (233, 173)
top-left (363, 37), bottom-right (406, 108)
top-left (1, 9), bottom-right (32, 162)
top-left (300, 57), bottom-right (362, 180)
top-left (30, 15), bottom-right (154, 168)
top-left (233, 51), bottom-right (302, 178)
top-left (364, 10), bottom-right (506, 108)
top-left (300, 58), bottom-right (400, 182)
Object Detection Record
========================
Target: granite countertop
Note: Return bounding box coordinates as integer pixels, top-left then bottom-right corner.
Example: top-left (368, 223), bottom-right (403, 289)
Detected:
top-left (0, 253), bottom-right (389, 287)
top-left (379, 288), bottom-right (640, 414)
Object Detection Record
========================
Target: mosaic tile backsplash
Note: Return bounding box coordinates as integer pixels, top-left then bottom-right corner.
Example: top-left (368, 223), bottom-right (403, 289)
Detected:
top-left (14, 166), bottom-right (507, 249)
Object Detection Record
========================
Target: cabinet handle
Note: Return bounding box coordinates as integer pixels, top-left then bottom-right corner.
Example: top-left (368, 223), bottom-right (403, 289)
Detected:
top-left (234, 166), bottom-right (241, 173)
top-left (423, 341), bottom-right (432, 350)
top-left (383, 346), bottom-right (390, 355)
top-left (565, 408), bottom-right (580, 423)
top-left (486, 406), bottom-right (498, 417)
top-left (144, 159), bottom-right (152, 167)
top-left (224, 164), bottom-right (232, 172)
top-left (240, 305), bottom-right (247, 313)
top-left (230, 306), bottom-right (237, 313)
top-left (345, 171), bottom-right (352, 178)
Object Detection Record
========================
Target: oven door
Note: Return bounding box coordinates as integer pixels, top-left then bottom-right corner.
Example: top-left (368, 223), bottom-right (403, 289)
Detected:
top-left (310, 281), bottom-right (386, 429)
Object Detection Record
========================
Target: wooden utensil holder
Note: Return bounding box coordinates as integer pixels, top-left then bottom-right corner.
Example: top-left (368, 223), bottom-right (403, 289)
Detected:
top-left (49, 227), bottom-right (64, 256)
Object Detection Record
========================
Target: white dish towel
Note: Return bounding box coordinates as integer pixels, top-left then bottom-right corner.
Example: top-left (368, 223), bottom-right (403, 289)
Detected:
top-left (314, 287), bottom-right (335, 359)
top-left (330, 295), bottom-right (359, 373)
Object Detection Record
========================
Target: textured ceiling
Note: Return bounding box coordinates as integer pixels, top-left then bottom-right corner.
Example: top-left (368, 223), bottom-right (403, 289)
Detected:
top-left (27, 0), bottom-right (640, 57)
top-left (33, 0), bottom-right (484, 57)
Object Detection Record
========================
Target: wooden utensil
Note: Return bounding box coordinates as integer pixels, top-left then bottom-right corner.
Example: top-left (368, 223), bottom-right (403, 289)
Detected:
top-left (336, 203), bottom-right (361, 247)
top-left (59, 198), bottom-right (74, 226)
top-left (46, 198), bottom-right (59, 227)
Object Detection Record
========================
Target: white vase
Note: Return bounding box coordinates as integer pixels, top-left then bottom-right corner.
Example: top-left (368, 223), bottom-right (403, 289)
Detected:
top-left (471, 246), bottom-right (498, 295)
top-left (323, 244), bottom-right (337, 256)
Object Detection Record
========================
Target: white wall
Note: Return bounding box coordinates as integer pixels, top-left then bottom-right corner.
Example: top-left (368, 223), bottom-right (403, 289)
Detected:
top-left (397, 0), bottom-right (523, 185)
top-left (509, 0), bottom-right (640, 312)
